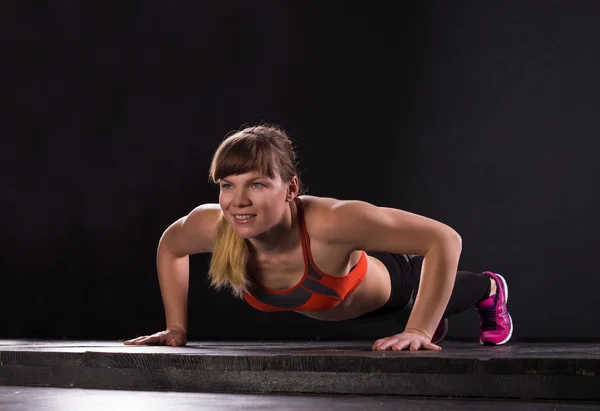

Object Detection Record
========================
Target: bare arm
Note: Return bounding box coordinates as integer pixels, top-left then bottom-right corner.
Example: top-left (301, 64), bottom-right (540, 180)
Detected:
top-left (157, 204), bottom-right (220, 333)
top-left (318, 198), bottom-right (462, 340)
top-left (125, 203), bottom-right (219, 345)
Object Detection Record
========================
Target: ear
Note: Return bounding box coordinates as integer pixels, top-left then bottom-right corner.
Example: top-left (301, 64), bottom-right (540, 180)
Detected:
top-left (286, 175), bottom-right (300, 201)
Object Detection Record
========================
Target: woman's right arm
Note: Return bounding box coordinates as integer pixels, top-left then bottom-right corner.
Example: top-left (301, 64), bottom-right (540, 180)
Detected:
top-left (124, 204), bottom-right (220, 346)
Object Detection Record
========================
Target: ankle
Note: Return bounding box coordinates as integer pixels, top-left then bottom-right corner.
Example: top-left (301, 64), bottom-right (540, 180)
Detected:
top-left (489, 277), bottom-right (497, 297)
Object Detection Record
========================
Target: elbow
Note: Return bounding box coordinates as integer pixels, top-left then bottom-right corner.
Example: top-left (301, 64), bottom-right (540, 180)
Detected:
top-left (449, 229), bottom-right (462, 250)
top-left (433, 228), bottom-right (462, 255)
top-left (446, 229), bottom-right (463, 257)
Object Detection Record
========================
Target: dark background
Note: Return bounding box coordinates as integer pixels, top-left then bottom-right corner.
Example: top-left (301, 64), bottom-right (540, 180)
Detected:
top-left (2, 1), bottom-right (599, 343)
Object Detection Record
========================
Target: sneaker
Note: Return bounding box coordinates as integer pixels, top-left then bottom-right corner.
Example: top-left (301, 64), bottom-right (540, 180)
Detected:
top-left (432, 318), bottom-right (448, 344)
top-left (475, 272), bottom-right (513, 345)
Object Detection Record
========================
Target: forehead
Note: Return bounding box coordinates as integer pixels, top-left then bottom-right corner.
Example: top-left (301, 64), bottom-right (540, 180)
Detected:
top-left (221, 172), bottom-right (272, 182)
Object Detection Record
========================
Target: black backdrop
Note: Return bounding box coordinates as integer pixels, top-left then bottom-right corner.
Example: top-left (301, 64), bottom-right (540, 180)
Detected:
top-left (2, 1), bottom-right (599, 342)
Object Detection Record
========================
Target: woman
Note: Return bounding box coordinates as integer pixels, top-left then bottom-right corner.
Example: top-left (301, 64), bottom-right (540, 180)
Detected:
top-left (124, 124), bottom-right (513, 351)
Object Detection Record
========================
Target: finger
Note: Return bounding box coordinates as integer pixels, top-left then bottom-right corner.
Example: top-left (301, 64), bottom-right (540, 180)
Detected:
top-left (409, 340), bottom-right (421, 351)
top-left (379, 338), bottom-right (400, 351)
top-left (144, 336), bottom-right (165, 346)
top-left (372, 338), bottom-right (389, 351)
top-left (167, 336), bottom-right (180, 347)
top-left (372, 341), bottom-right (386, 351)
top-left (124, 336), bottom-right (146, 343)
top-left (168, 338), bottom-right (185, 347)
top-left (423, 342), bottom-right (442, 351)
top-left (140, 336), bottom-right (158, 343)
top-left (391, 340), bottom-right (411, 351)
top-left (372, 338), bottom-right (387, 348)
top-left (136, 335), bottom-right (162, 345)
top-left (124, 336), bottom-right (149, 345)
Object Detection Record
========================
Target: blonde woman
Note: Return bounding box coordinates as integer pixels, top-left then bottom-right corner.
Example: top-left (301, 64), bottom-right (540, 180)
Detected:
top-left (125, 124), bottom-right (512, 351)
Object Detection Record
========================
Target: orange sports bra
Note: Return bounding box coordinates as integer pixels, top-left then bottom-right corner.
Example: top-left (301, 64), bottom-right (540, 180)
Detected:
top-left (242, 197), bottom-right (367, 312)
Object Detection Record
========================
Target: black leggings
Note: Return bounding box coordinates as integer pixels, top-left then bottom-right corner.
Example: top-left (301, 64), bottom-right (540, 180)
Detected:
top-left (357, 253), bottom-right (491, 322)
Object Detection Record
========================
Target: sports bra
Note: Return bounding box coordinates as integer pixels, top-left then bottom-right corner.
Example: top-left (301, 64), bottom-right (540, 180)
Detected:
top-left (241, 197), bottom-right (367, 312)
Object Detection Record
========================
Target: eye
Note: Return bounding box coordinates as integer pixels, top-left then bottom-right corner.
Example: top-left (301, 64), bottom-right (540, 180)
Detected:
top-left (221, 183), bottom-right (231, 189)
top-left (250, 183), bottom-right (264, 188)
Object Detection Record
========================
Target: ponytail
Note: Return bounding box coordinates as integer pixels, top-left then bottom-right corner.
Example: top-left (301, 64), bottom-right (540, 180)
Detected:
top-left (208, 211), bottom-right (251, 298)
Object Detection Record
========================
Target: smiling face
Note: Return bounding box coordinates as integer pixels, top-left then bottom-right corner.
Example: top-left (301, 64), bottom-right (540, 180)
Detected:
top-left (218, 171), bottom-right (298, 239)
top-left (208, 125), bottom-right (304, 242)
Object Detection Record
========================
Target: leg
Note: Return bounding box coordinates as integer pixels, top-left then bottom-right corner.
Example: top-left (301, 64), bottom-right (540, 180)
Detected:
top-left (409, 255), bottom-right (513, 345)
top-left (409, 255), bottom-right (491, 319)
top-left (357, 253), bottom-right (490, 321)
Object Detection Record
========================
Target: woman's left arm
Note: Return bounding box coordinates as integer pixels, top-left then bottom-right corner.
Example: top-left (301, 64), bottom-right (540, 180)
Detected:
top-left (320, 199), bottom-right (462, 350)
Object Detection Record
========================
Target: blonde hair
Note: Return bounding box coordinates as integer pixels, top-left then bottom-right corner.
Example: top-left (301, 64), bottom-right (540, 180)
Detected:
top-left (207, 124), bottom-right (306, 298)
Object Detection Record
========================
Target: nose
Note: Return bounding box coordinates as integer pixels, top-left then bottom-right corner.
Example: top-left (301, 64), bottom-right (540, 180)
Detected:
top-left (232, 188), bottom-right (251, 207)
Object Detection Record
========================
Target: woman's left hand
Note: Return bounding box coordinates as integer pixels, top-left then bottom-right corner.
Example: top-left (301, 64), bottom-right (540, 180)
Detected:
top-left (372, 331), bottom-right (442, 351)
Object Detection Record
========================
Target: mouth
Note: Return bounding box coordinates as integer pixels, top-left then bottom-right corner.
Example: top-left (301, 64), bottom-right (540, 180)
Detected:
top-left (232, 214), bottom-right (257, 223)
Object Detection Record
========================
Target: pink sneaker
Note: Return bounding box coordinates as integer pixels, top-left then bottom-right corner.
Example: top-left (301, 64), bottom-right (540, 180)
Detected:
top-left (475, 272), bottom-right (513, 345)
top-left (432, 318), bottom-right (448, 344)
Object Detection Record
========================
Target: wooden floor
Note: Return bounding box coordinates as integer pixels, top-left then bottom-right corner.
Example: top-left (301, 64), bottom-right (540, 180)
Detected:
top-left (0, 340), bottom-right (599, 403)
top-left (2, 386), bottom-right (600, 411)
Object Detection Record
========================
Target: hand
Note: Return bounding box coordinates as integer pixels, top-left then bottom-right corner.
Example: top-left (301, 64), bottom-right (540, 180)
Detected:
top-left (124, 327), bottom-right (187, 347)
top-left (372, 330), bottom-right (442, 351)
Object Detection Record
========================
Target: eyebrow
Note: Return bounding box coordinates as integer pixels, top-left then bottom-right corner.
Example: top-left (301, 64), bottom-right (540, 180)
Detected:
top-left (221, 176), bottom-right (267, 183)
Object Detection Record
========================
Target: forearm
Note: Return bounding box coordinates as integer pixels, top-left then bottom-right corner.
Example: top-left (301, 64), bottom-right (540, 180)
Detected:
top-left (404, 236), bottom-right (462, 339)
top-left (156, 247), bottom-right (190, 333)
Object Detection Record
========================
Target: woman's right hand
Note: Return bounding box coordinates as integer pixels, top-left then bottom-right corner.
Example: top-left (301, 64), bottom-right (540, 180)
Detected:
top-left (124, 327), bottom-right (187, 347)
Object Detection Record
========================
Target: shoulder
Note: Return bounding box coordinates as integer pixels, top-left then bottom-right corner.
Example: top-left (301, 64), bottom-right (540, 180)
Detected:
top-left (162, 203), bottom-right (222, 256)
top-left (183, 203), bottom-right (222, 229)
top-left (300, 192), bottom-right (377, 219)
top-left (298, 195), bottom-right (460, 255)
top-left (298, 194), bottom-right (367, 242)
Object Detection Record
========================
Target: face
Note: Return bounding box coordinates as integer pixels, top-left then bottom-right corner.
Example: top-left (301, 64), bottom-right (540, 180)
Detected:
top-left (218, 171), bottom-right (298, 239)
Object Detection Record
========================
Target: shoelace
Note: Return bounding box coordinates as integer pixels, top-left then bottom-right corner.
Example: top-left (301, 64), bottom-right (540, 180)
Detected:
top-left (480, 307), bottom-right (498, 331)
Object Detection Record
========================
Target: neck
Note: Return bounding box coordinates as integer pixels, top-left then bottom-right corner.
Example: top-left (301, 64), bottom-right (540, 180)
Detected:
top-left (247, 200), bottom-right (299, 255)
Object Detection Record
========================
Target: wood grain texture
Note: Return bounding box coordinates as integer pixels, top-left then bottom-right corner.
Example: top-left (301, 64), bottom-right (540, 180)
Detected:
top-left (0, 341), bottom-right (599, 400)
top-left (1, 365), bottom-right (599, 400)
